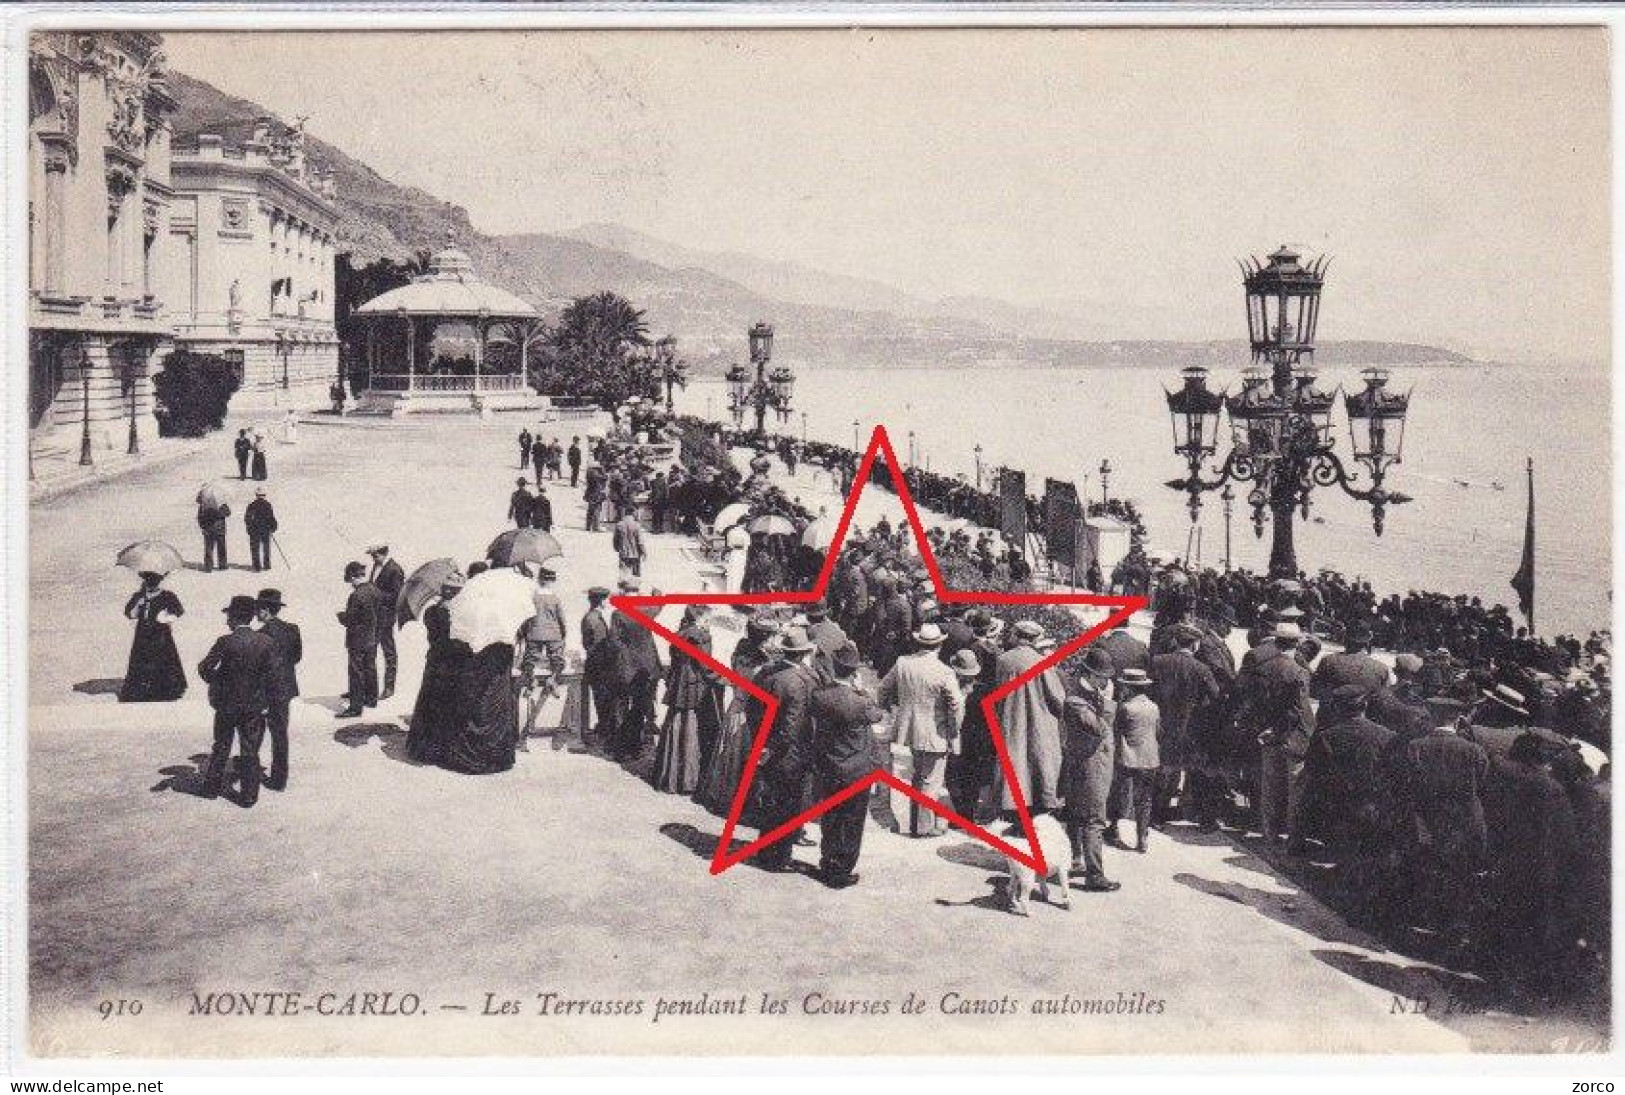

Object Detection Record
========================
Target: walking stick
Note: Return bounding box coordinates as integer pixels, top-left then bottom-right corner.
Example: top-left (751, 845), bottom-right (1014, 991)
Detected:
top-left (271, 533), bottom-right (292, 569)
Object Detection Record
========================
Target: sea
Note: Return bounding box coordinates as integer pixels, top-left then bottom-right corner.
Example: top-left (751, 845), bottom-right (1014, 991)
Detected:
top-left (676, 361), bottom-right (1613, 639)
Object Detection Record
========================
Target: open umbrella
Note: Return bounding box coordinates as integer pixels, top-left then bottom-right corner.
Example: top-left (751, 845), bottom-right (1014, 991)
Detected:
top-left (724, 525), bottom-right (751, 549)
top-left (195, 481), bottom-right (229, 510)
top-left (801, 514), bottom-right (839, 548)
top-left (945, 517), bottom-right (971, 534)
top-left (714, 502), bottom-right (751, 530)
top-left (749, 514), bottom-right (797, 537)
top-left (447, 567), bottom-right (536, 650)
top-left (396, 557), bottom-right (463, 626)
top-left (486, 528), bottom-right (564, 568)
top-left (116, 540), bottom-right (184, 577)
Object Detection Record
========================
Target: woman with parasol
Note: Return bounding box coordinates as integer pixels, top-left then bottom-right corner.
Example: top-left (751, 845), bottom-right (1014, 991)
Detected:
top-left (405, 571), bottom-right (470, 765)
top-left (116, 541), bottom-right (188, 702)
top-left (696, 613), bottom-right (781, 818)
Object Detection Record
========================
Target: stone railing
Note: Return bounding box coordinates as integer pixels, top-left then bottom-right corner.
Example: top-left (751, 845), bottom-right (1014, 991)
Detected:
top-left (368, 373), bottom-right (526, 393)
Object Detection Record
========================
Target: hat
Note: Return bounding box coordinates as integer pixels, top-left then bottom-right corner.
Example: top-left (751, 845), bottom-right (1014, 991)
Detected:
top-left (1481, 683), bottom-right (1529, 717)
top-left (916, 599), bottom-right (940, 619)
top-left (1170, 622), bottom-right (1202, 646)
top-left (1118, 668), bottom-right (1154, 689)
top-left (1013, 619), bottom-right (1046, 643)
top-left (1394, 653), bottom-right (1424, 677)
top-left (1329, 682), bottom-right (1371, 706)
top-left (949, 649), bottom-right (982, 678)
top-left (1424, 696), bottom-right (1469, 727)
top-left (746, 616), bottom-right (781, 640)
top-left (255, 487), bottom-right (266, 497)
top-left (586, 585), bottom-right (611, 599)
top-left (344, 561), bottom-right (366, 580)
top-left (255, 588), bottom-right (285, 609)
top-left (617, 578), bottom-right (641, 593)
top-left (1273, 622), bottom-right (1303, 644)
top-left (778, 626), bottom-right (816, 654)
top-left (364, 543), bottom-right (388, 555)
top-left (1277, 606), bottom-right (1306, 621)
top-left (537, 566), bottom-right (556, 581)
top-left (1081, 647), bottom-right (1115, 678)
top-left (440, 574), bottom-right (467, 593)
top-left (913, 623), bottom-right (947, 647)
top-left (806, 601), bottom-right (830, 621)
top-left (223, 594), bottom-right (259, 618)
top-left (831, 642), bottom-right (865, 675)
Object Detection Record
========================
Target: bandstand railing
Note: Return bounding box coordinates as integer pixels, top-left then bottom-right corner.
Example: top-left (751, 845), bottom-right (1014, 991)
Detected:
top-left (368, 373), bottom-right (525, 393)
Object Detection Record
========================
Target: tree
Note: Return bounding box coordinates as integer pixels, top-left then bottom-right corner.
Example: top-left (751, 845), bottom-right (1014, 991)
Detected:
top-left (152, 349), bottom-right (242, 437)
top-left (333, 251), bottom-right (433, 395)
top-left (528, 290), bottom-right (654, 410)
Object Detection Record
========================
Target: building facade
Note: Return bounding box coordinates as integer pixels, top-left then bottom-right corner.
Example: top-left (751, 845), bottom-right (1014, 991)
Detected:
top-left (166, 119), bottom-right (341, 407)
top-left (27, 31), bottom-right (175, 454)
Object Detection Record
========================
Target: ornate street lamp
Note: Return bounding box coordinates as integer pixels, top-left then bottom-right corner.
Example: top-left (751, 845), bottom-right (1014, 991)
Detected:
top-left (1098, 458), bottom-right (1113, 505)
top-left (725, 362), bottom-right (749, 428)
top-left (78, 346), bottom-right (93, 467)
top-left (974, 443), bottom-right (984, 490)
top-left (730, 322), bottom-right (791, 435)
top-left (1164, 246), bottom-right (1413, 578)
top-left (1220, 483), bottom-right (1235, 573)
top-left (122, 357), bottom-right (140, 455)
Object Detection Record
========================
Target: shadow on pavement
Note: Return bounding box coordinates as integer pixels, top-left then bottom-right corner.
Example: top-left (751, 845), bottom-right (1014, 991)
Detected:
top-left (658, 821), bottom-right (756, 869)
top-left (1174, 871), bottom-right (1377, 949)
top-left (72, 678), bottom-right (124, 697)
top-left (1313, 947), bottom-right (1495, 1013)
top-left (333, 722), bottom-right (421, 766)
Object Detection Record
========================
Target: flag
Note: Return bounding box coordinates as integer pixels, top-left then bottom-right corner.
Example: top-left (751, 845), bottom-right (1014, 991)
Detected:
top-left (1510, 456), bottom-right (1535, 630)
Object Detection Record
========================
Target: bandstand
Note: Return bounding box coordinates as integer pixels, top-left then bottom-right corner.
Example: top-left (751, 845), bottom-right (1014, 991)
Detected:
top-left (352, 247), bottom-right (545, 415)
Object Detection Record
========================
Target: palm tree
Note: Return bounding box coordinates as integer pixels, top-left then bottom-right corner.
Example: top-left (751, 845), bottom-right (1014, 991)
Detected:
top-left (530, 291), bottom-right (655, 409)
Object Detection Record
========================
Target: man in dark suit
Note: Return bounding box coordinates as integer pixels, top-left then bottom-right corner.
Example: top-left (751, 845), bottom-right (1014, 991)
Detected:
top-left (255, 588), bottom-right (302, 792)
top-left (1242, 622), bottom-right (1317, 851)
top-left (1299, 685), bottom-right (1400, 911)
top-left (613, 512), bottom-right (647, 577)
top-left (508, 478), bottom-right (535, 529)
top-left (807, 642), bottom-right (888, 888)
top-left (1097, 616), bottom-right (1151, 677)
top-left (1149, 623), bottom-right (1222, 825)
top-left (580, 585), bottom-right (615, 742)
top-left (531, 435), bottom-right (548, 484)
top-left (1397, 700), bottom-right (1490, 948)
top-left (234, 429), bottom-right (251, 479)
top-left (517, 428), bottom-right (533, 470)
top-left (583, 465), bottom-right (606, 532)
top-left (529, 486), bottom-right (553, 532)
top-left (1367, 652), bottom-right (1432, 743)
top-left (336, 561), bottom-right (383, 718)
top-left (1311, 621), bottom-right (1391, 703)
top-left (804, 601), bottom-right (848, 682)
top-left (197, 493), bottom-right (231, 573)
top-left (754, 627), bottom-right (822, 872)
top-left (244, 488), bottom-right (278, 572)
top-left (198, 594), bottom-right (278, 805)
top-left (366, 544), bottom-right (405, 700)
top-left (608, 579), bottom-right (662, 760)
top-left (567, 437), bottom-right (583, 487)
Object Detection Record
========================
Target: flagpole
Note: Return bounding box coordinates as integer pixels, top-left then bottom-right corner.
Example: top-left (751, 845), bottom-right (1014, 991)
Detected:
top-left (1526, 456), bottom-right (1535, 635)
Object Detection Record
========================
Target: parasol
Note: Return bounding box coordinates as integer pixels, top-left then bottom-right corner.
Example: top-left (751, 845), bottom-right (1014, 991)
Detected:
top-left (801, 514), bottom-right (839, 548)
top-left (447, 567), bottom-right (537, 650)
top-left (116, 540), bottom-right (184, 578)
top-left (945, 518), bottom-right (971, 534)
top-left (195, 481), bottom-right (230, 510)
top-left (724, 526), bottom-right (751, 549)
top-left (713, 502), bottom-right (751, 530)
top-left (486, 528), bottom-right (564, 568)
top-left (396, 558), bottom-right (463, 626)
top-left (749, 514), bottom-right (797, 537)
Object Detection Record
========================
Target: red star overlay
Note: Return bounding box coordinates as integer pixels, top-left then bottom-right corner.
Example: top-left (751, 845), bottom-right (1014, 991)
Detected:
top-left (612, 425), bottom-right (1146, 876)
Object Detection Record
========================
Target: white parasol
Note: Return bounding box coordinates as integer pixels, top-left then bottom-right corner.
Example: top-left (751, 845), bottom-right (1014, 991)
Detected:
top-left (447, 567), bottom-right (536, 651)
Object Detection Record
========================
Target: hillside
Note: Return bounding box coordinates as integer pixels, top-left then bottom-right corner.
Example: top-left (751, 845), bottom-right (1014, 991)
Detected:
top-left (167, 70), bottom-right (1475, 374)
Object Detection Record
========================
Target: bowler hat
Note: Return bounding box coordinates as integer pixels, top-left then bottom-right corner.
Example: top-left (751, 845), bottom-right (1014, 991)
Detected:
top-left (617, 578), bottom-right (641, 593)
top-left (586, 585), bottom-right (611, 599)
top-left (948, 649), bottom-right (982, 678)
top-left (1081, 647), bottom-right (1115, 679)
top-left (537, 567), bottom-right (556, 581)
top-left (517, 477), bottom-right (529, 486)
top-left (1170, 622), bottom-right (1202, 645)
top-left (831, 642), bottom-right (865, 675)
top-left (344, 561), bottom-right (366, 580)
top-left (255, 588), bottom-right (285, 609)
top-left (1424, 696), bottom-right (1469, 727)
top-left (806, 601), bottom-right (830, 621)
top-left (778, 626), bottom-right (816, 654)
top-left (223, 594), bottom-right (259, 618)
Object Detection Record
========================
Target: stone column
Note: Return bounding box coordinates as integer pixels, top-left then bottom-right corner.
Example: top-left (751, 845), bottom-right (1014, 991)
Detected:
top-left (40, 144), bottom-right (68, 295)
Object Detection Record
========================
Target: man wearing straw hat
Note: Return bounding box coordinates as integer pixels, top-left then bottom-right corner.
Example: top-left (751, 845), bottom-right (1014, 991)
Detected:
top-left (878, 622), bottom-right (966, 837)
top-left (197, 594), bottom-right (278, 805)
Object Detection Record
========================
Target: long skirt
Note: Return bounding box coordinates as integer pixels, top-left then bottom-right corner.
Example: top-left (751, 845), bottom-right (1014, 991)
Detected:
top-left (440, 644), bottom-right (519, 775)
top-left (696, 694), bottom-right (754, 816)
top-left (120, 620), bottom-right (186, 702)
top-left (406, 640), bottom-right (471, 763)
top-left (655, 707), bottom-right (705, 793)
top-left (250, 452), bottom-right (268, 480)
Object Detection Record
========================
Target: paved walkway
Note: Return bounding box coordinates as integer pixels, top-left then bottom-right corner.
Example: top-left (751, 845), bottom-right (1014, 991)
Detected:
top-left (24, 420), bottom-right (1596, 1057)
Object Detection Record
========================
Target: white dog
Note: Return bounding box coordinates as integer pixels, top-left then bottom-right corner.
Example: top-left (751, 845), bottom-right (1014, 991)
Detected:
top-left (1003, 813), bottom-right (1073, 916)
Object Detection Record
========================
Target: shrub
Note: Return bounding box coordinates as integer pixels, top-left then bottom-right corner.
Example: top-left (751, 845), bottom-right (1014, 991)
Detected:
top-left (152, 349), bottom-right (242, 437)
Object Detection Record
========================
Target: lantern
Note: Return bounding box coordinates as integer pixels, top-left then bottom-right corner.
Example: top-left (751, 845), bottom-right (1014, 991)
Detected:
top-left (1165, 366), bottom-right (1224, 460)
top-left (748, 322), bottom-right (774, 364)
top-left (1345, 367), bottom-right (1411, 470)
top-left (725, 363), bottom-right (749, 406)
top-left (1243, 246), bottom-right (1326, 368)
top-left (655, 335), bottom-right (677, 363)
top-left (768, 365), bottom-right (796, 409)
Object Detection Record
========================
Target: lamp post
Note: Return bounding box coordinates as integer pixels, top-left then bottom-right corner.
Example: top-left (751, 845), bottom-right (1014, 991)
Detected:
top-left (800, 411), bottom-right (807, 443)
top-left (725, 322), bottom-right (791, 436)
top-left (974, 443), bottom-right (984, 490)
top-left (653, 335), bottom-right (684, 413)
top-left (1220, 482), bottom-right (1235, 572)
top-left (1164, 246), bottom-right (1413, 579)
top-left (78, 346), bottom-right (93, 467)
top-left (1098, 459), bottom-right (1112, 505)
top-left (123, 357), bottom-right (140, 455)
top-left (908, 430), bottom-right (917, 468)
top-left (852, 419), bottom-right (860, 450)
top-left (277, 332), bottom-right (290, 392)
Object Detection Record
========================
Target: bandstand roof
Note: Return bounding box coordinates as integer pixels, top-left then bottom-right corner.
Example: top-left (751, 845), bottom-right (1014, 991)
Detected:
top-left (355, 248), bottom-right (539, 319)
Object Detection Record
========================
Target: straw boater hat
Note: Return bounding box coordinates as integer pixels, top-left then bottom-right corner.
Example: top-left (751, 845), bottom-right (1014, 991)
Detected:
top-left (1012, 619), bottom-right (1045, 643)
top-left (1273, 622), bottom-right (1303, 645)
top-left (912, 622), bottom-right (947, 647)
top-left (1480, 683), bottom-right (1530, 718)
top-left (1118, 668), bottom-right (1154, 690)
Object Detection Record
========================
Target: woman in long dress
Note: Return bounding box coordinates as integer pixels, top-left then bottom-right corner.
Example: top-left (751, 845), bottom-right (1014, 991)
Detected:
top-left (695, 615), bottom-right (779, 816)
top-left (406, 580), bottom-right (471, 764)
top-left (250, 432), bottom-right (269, 480)
top-left (120, 572), bottom-right (186, 702)
top-left (653, 607), bottom-right (725, 794)
top-left (440, 640), bottom-right (520, 775)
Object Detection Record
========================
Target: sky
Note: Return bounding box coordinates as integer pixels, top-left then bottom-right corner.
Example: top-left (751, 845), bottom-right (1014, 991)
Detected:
top-left (162, 27), bottom-right (1610, 364)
